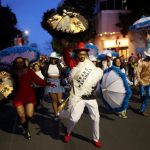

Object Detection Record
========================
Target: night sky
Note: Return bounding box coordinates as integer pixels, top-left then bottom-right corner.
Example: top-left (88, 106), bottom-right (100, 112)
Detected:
top-left (2, 0), bottom-right (62, 55)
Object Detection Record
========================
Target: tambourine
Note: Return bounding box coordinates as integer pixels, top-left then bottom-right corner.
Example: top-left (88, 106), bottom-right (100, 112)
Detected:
top-left (0, 70), bottom-right (14, 101)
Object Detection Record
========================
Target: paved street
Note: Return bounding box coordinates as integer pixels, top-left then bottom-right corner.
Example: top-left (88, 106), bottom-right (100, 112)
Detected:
top-left (0, 86), bottom-right (150, 150)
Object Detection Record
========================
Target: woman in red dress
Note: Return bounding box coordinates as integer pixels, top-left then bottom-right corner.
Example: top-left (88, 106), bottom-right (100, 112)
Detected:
top-left (11, 57), bottom-right (47, 139)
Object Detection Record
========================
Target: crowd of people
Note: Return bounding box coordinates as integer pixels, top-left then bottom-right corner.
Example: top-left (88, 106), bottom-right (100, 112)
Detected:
top-left (2, 41), bottom-right (150, 148)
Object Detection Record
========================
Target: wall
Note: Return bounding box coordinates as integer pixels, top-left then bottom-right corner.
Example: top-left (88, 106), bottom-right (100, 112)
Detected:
top-left (94, 10), bottom-right (146, 58)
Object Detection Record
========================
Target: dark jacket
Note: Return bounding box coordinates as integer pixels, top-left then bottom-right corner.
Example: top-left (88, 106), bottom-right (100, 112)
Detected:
top-left (41, 60), bottom-right (67, 80)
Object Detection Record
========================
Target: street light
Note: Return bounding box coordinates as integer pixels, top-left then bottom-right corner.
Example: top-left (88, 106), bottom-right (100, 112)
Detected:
top-left (23, 30), bottom-right (29, 45)
top-left (24, 30), bottom-right (29, 35)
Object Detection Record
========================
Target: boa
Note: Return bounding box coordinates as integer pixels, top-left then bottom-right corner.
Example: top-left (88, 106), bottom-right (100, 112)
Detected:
top-left (60, 59), bottom-right (103, 119)
top-left (0, 46), bottom-right (40, 65)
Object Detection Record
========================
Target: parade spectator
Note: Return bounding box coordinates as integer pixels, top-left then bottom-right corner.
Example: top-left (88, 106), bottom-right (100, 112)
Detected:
top-left (127, 53), bottom-right (136, 84)
top-left (32, 63), bottom-right (45, 108)
top-left (136, 49), bottom-right (150, 117)
top-left (41, 52), bottom-right (66, 121)
top-left (102, 52), bottom-right (113, 70)
top-left (119, 55), bottom-right (127, 71)
top-left (136, 53), bottom-right (143, 64)
top-left (62, 42), bottom-right (103, 148)
top-left (146, 33), bottom-right (150, 50)
top-left (89, 55), bottom-right (97, 66)
top-left (11, 57), bottom-right (47, 139)
top-left (134, 53), bottom-right (143, 86)
top-left (24, 58), bottom-right (30, 68)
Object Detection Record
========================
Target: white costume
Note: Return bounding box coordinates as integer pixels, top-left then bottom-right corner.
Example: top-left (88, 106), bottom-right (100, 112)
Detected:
top-left (60, 59), bottom-right (103, 141)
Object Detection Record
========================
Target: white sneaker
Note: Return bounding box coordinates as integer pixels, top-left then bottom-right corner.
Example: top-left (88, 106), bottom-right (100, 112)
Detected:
top-left (57, 112), bottom-right (60, 116)
top-left (119, 111), bottom-right (127, 119)
top-left (59, 99), bottom-right (64, 103)
top-left (54, 116), bottom-right (59, 121)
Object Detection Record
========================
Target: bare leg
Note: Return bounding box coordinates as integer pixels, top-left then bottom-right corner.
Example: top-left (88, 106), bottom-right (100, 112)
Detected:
top-left (50, 93), bottom-right (58, 116)
top-left (16, 104), bottom-right (32, 139)
top-left (25, 103), bottom-right (34, 118)
top-left (22, 103), bottom-right (34, 139)
top-left (16, 105), bottom-right (26, 123)
top-left (57, 93), bottom-right (63, 104)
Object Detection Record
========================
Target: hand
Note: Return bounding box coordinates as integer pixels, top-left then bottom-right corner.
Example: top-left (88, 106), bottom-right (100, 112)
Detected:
top-left (138, 80), bottom-right (143, 86)
top-left (47, 82), bottom-right (56, 88)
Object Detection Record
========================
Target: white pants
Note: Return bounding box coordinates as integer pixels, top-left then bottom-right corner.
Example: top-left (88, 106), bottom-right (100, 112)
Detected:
top-left (66, 99), bottom-right (100, 141)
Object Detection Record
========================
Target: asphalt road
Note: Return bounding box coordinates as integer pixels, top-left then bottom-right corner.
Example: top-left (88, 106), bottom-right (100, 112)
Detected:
top-left (0, 86), bottom-right (150, 150)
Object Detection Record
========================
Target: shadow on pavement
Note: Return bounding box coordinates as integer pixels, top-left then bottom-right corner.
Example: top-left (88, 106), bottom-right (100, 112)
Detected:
top-left (71, 132), bottom-right (92, 143)
top-left (99, 105), bottom-right (116, 120)
top-left (31, 107), bottom-right (62, 140)
top-left (0, 103), bottom-right (22, 135)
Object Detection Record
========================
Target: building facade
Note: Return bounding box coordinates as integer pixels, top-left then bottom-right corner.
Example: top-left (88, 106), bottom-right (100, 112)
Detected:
top-left (94, 0), bottom-right (146, 59)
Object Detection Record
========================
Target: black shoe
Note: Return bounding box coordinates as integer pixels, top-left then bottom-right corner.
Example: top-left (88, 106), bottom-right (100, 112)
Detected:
top-left (24, 130), bottom-right (31, 139)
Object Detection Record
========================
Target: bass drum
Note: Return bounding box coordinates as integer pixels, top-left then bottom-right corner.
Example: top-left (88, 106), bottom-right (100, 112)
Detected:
top-left (0, 70), bottom-right (14, 101)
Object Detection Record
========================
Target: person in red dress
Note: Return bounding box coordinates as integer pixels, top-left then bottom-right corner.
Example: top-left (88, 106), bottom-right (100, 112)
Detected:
top-left (11, 57), bottom-right (51, 139)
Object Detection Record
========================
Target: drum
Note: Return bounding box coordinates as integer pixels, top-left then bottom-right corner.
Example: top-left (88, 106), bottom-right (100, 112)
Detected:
top-left (0, 70), bottom-right (14, 101)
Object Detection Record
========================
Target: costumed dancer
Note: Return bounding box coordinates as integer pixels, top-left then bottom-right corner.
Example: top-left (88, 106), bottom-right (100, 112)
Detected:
top-left (11, 57), bottom-right (53, 139)
top-left (60, 42), bottom-right (103, 148)
top-left (113, 57), bottom-right (133, 118)
top-left (62, 43), bottom-right (77, 70)
top-left (136, 48), bottom-right (150, 117)
top-left (41, 52), bottom-right (66, 121)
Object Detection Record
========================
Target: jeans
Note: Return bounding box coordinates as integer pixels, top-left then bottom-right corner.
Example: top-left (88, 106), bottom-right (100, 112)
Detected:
top-left (140, 85), bottom-right (150, 112)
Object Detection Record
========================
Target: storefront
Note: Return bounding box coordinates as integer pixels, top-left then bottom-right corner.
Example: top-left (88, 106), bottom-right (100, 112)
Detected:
top-left (95, 31), bottom-right (129, 59)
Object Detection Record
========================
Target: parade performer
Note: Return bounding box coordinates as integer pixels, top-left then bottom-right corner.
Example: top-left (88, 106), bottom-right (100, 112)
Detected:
top-left (113, 57), bottom-right (132, 118)
top-left (11, 57), bottom-right (51, 139)
top-left (41, 52), bottom-right (66, 121)
top-left (60, 42), bottom-right (103, 148)
top-left (63, 44), bottom-right (77, 69)
top-left (136, 48), bottom-right (150, 117)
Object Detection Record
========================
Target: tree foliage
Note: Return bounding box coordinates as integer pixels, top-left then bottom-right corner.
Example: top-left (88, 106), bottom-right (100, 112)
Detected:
top-left (117, 0), bottom-right (150, 37)
top-left (127, 0), bottom-right (150, 16)
top-left (0, 5), bottom-right (22, 50)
